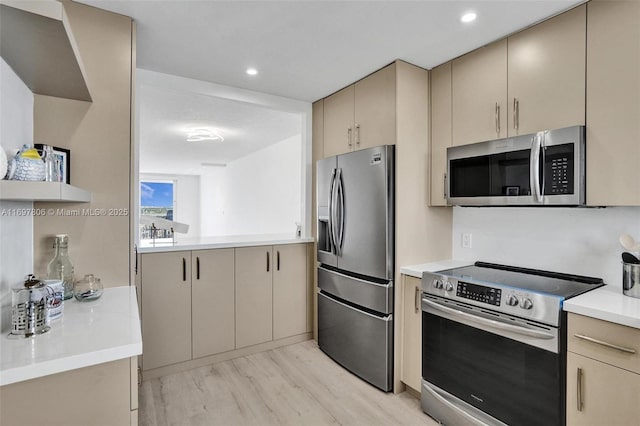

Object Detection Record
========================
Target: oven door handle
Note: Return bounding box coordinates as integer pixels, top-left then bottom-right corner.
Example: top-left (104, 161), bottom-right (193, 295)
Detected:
top-left (422, 298), bottom-right (554, 340)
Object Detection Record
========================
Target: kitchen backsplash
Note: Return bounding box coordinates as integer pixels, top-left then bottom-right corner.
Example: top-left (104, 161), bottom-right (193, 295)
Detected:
top-left (452, 206), bottom-right (640, 287)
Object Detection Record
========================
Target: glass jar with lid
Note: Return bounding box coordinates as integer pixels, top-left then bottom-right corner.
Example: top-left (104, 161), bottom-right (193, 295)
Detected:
top-left (73, 274), bottom-right (103, 301)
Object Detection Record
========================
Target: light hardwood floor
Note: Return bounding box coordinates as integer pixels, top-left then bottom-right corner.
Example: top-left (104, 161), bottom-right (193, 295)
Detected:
top-left (140, 340), bottom-right (437, 426)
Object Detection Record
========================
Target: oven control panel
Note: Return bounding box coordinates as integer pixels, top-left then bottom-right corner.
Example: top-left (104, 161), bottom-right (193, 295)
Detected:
top-left (456, 281), bottom-right (501, 306)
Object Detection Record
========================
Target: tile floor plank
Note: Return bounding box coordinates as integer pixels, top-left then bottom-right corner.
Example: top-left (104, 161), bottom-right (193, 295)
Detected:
top-left (140, 340), bottom-right (437, 426)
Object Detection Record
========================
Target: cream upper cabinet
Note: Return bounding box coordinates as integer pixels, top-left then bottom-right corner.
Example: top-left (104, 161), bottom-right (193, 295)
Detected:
top-left (235, 246), bottom-right (274, 348)
top-left (322, 63), bottom-right (396, 158)
top-left (507, 4), bottom-right (586, 136)
top-left (430, 62), bottom-right (452, 206)
top-left (323, 85), bottom-right (355, 158)
top-left (354, 62), bottom-right (396, 151)
top-left (586, 0), bottom-right (640, 206)
top-left (273, 244), bottom-right (309, 340)
top-left (141, 251), bottom-right (192, 371)
top-left (192, 248), bottom-right (235, 359)
top-left (566, 313), bottom-right (640, 425)
top-left (452, 39), bottom-right (508, 146)
top-left (400, 275), bottom-right (422, 393)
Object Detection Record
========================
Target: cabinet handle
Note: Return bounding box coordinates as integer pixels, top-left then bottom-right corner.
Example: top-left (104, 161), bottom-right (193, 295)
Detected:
top-left (137, 366), bottom-right (142, 387)
top-left (347, 127), bottom-right (352, 147)
top-left (577, 367), bottom-right (583, 412)
top-left (277, 251), bottom-right (280, 271)
top-left (182, 258), bottom-right (186, 281)
top-left (573, 333), bottom-right (637, 354)
top-left (267, 251), bottom-right (270, 272)
top-left (443, 173), bottom-right (447, 198)
top-left (196, 256), bottom-right (200, 280)
top-left (495, 102), bottom-right (500, 135)
top-left (513, 98), bottom-right (519, 130)
top-left (355, 124), bottom-right (360, 146)
top-left (414, 286), bottom-right (420, 313)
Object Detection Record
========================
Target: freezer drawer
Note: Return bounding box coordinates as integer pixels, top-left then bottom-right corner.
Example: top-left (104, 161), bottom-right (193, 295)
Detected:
top-left (318, 265), bottom-right (393, 314)
top-left (318, 291), bottom-right (393, 392)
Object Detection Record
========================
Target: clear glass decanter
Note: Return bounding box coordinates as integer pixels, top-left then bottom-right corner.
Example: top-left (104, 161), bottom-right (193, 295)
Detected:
top-left (47, 234), bottom-right (75, 300)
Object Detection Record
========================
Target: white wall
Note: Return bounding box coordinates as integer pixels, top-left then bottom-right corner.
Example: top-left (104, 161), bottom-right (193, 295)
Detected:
top-left (452, 206), bottom-right (640, 287)
top-left (0, 58), bottom-right (34, 332)
top-left (140, 173), bottom-right (201, 238)
top-left (200, 134), bottom-right (302, 237)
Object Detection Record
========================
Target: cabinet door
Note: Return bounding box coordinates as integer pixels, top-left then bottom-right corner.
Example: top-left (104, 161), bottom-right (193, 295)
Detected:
top-left (354, 63), bottom-right (396, 150)
top-left (452, 39), bottom-right (508, 146)
top-left (235, 246), bottom-right (273, 348)
top-left (323, 85), bottom-right (355, 158)
top-left (192, 248), bottom-right (235, 359)
top-left (401, 275), bottom-right (422, 393)
top-left (141, 251), bottom-right (191, 370)
top-left (507, 5), bottom-right (586, 136)
top-left (430, 62), bottom-right (452, 206)
top-left (273, 243), bottom-right (308, 340)
top-left (567, 352), bottom-right (640, 426)
top-left (586, 0), bottom-right (640, 206)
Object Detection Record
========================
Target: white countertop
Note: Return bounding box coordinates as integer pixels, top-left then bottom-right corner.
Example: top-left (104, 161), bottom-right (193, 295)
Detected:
top-left (400, 260), bottom-right (474, 279)
top-left (0, 286), bottom-right (142, 386)
top-left (563, 286), bottom-right (640, 329)
top-left (138, 233), bottom-right (314, 253)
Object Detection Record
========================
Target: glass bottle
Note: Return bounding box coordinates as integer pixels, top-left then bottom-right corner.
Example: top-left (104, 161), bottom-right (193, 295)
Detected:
top-left (43, 145), bottom-right (57, 182)
top-left (47, 234), bottom-right (75, 300)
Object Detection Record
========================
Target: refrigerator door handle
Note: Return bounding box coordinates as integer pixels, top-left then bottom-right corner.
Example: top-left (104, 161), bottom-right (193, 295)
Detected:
top-left (336, 168), bottom-right (345, 256)
top-left (328, 168), bottom-right (337, 254)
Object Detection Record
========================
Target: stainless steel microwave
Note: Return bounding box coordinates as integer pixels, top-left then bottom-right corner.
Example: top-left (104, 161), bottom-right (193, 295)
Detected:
top-left (446, 125), bottom-right (585, 206)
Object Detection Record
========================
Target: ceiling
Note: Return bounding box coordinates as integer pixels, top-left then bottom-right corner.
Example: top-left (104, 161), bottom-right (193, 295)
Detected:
top-left (138, 80), bottom-right (302, 175)
top-left (78, 0), bottom-right (583, 102)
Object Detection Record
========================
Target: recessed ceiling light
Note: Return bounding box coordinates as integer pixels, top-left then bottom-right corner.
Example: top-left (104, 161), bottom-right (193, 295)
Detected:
top-left (186, 128), bottom-right (224, 142)
top-left (246, 68), bottom-right (258, 76)
top-left (461, 12), bottom-right (477, 23)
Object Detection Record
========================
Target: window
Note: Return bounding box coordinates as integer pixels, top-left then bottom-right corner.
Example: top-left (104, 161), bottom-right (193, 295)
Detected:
top-left (140, 181), bottom-right (175, 241)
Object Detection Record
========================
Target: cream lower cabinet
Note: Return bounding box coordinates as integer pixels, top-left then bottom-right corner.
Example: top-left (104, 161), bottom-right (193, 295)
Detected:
top-left (141, 250), bottom-right (192, 370)
top-left (273, 243), bottom-right (309, 340)
top-left (401, 275), bottom-right (422, 393)
top-left (235, 246), bottom-right (274, 348)
top-left (141, 244), bottom-right (310, 371)
top-left (192, 248), bottom-right (235, 358)
top-left (0, 358), bottom-right (136, 426)
top-left (566, 313), bottom-right (640, 425)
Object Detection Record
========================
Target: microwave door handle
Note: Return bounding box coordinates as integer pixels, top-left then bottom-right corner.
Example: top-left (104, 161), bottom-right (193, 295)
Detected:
top-left (530, 133), bottom-right (543, 203)
top-left (328, 169), bottom-right (337, 254)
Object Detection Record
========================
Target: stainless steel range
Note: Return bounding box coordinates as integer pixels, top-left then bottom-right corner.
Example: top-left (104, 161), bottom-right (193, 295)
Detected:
top-left (421, 262), bottom-right (604, 426)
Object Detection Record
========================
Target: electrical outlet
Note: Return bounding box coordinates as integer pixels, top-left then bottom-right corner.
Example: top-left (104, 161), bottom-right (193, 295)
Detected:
top-left (462, 233), bottom-right (472, 249)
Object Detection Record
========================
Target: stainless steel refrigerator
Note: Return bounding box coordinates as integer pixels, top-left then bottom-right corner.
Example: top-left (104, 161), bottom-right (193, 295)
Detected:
top-left (316, 145), bottom-right (394, 392)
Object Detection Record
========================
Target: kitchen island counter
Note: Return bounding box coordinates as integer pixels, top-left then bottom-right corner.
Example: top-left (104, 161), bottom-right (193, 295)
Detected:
top-left (138, 233), bottom-right (314, 253)
top-left (563, 285), bottom-right (640, 329)
top-left (0, 286), bottom-right (141, 386)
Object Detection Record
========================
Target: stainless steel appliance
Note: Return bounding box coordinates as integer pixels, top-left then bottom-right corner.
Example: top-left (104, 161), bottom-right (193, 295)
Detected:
top-left (317, 145), bottom-right (394, 392)
top-left (447, 125), bottom-right (585, 206)
top-left (10, 275), bottom-right (53, 338)
top-left (421, 262), bottom-right (604, 426)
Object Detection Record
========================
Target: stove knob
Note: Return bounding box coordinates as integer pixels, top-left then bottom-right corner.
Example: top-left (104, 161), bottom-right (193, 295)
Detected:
top-left (444, 281), bottom-right (454, 292)
top-left (520, 298), bottom-right (533, 310)
top-left (506, 295), bottom-right (519, 306)
top-left (433, 279), bottom-right (443, 289)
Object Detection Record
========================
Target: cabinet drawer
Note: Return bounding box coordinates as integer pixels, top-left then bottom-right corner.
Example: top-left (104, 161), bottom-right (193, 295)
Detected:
top-left (568, 313), bottom-right (640, 374)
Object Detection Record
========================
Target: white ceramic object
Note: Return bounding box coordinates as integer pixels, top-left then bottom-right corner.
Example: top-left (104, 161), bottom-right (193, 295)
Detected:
top-left (619, 234), bottom-right (640, 252)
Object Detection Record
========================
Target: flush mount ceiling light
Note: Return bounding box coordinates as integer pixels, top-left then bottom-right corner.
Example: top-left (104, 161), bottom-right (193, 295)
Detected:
top-left (461, 12), bottom-right (477, 23)
top-left (186, 128), bottom-right (224, 142)
top-left (246, 68), bottom-right (258, 76)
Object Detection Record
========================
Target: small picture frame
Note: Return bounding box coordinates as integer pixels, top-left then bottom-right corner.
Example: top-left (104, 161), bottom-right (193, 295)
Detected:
top-left (35, 144), bottom-right (70, 184)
